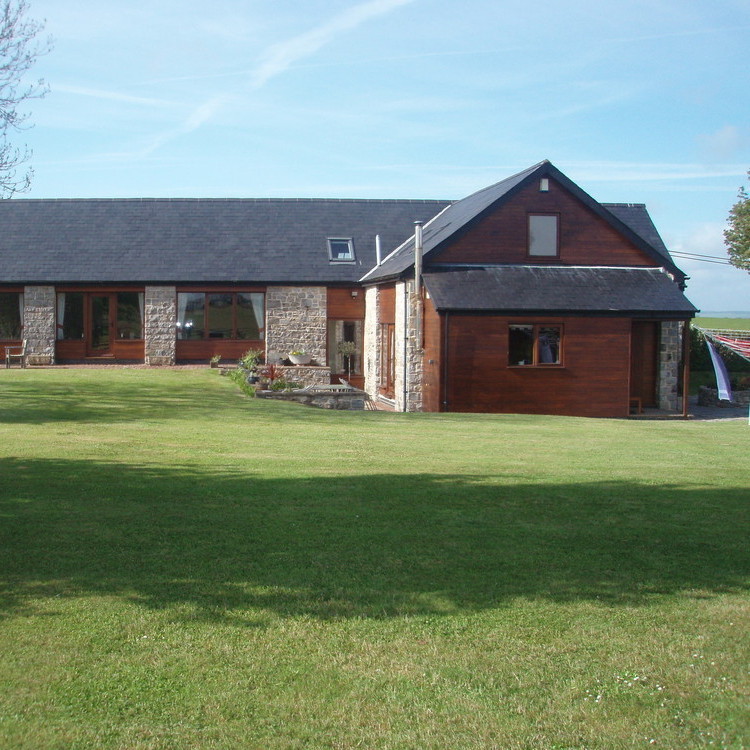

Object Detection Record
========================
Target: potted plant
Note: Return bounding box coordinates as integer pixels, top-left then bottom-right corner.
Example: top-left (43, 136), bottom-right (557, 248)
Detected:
top-left (239, 348), bottom-right (264, 383)
top-left (337, 340), bottom-right (357, 379)
top-left (260, 363), bottom-right (284, 388)
top-left (288, 350), bottom-right (312, 365)
top-left (210, 354), bottom-right (222, 368)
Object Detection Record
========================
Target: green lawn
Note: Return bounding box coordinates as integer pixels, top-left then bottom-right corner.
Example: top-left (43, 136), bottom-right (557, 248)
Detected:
top-left (1, 369), bottom-right (748, 749)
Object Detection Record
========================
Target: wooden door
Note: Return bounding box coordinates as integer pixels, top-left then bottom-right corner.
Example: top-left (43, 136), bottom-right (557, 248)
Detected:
top-left (630, 321), bottom-right (659, 408)
top-left (379, 323), bottom-right (395, 398)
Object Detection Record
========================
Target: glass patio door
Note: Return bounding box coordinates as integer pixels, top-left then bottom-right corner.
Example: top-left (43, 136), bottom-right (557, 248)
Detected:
top-left (88, 294), bottom-right (115, 355)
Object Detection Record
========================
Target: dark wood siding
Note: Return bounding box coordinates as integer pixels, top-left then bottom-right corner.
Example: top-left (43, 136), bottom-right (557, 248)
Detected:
top-left (443, 314), bottom-right (632, 417)
top-left (434, 178), bottom-right (655, 267)
top-left (327, 287), bottom-right (365, 318)
top-left (421, 295), bottom-right (442, 412)
top-left (378, 285), bottom-right (396, 324)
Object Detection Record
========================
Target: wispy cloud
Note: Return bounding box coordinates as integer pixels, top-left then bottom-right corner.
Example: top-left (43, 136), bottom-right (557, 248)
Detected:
top-left (54, 84), bottom-right (175, 107)
top-left (250, 0), bottom-right (415, 89)
top-left (137, 95), bottom-right (233, 157)
top-left (561, 161), bottom-right (749, 184)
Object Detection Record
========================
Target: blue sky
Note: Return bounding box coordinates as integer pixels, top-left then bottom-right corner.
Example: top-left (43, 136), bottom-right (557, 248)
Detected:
top-left (21, 0), bottom-right (750, 311)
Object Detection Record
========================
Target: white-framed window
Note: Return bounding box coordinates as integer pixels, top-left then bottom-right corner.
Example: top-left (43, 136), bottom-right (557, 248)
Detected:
top-left (528, 214), bottom-right (559, 257)
top-left (327, 238), bottom-right (355, 262)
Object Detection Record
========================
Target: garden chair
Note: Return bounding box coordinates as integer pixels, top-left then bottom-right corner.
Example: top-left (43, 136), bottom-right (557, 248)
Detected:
top-left (5, 339), bottom-right (27, 368)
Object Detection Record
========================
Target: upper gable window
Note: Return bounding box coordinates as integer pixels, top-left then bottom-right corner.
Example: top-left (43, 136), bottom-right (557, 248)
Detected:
top-left (328, 238), bottom-right (355, 263)
top-left (528, 214), bottom-right (559, 257)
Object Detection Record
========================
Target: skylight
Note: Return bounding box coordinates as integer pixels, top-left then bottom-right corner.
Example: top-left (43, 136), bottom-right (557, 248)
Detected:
top-left (328, 238), bottom-right (355, 263)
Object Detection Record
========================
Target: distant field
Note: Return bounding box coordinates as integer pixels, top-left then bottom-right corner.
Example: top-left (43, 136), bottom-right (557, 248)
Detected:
top-left (694, 317), bottom-right (750, 330)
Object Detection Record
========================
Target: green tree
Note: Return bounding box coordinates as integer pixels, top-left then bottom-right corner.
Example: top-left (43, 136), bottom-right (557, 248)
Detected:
top-left (724, 170), bottom-right (750, 272)
top-left (0, 0), bottom-right (50, 198)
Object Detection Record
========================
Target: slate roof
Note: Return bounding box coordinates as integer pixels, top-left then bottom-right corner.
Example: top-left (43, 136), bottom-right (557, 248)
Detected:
top-left (361, 160), bottom-right (686, 283)
top-left (0, 198), bottom-right (450, 284)
top-left (422, 267), bottom-right (697, 317)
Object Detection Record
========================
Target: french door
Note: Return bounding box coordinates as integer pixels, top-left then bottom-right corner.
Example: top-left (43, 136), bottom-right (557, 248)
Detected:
top-left (88, 294), bottom-right (116, 356)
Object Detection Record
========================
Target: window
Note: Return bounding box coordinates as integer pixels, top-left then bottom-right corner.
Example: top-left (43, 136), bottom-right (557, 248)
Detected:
top-left (176, 292), bottom-right (264, 340)
top-left (327, 238), bottom-right (355, 262)
top-left (56, 292), bottom-right (84, 340)
top-left (508, 324), bottom-right (561, 366)
top-left (528, 214), bottom-right (559, 257)
top-left (116, 292), bottom-right (143, 339)
top-left (0, 292), bottom-right (23, 339)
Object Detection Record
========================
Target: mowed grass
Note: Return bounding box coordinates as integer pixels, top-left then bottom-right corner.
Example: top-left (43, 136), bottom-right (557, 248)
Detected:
top-left (0, 369), bottom-right (748, 749)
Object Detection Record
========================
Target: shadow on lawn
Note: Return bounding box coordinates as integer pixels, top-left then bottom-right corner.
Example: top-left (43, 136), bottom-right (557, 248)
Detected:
top-left (1, 456), bottom-right (747, 623)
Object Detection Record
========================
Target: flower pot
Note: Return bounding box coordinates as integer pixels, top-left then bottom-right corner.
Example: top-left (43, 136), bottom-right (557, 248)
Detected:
top-left (289, 353), bottom-right (311, 365)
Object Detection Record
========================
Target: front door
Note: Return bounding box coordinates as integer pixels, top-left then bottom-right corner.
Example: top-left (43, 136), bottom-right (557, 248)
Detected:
top-left (630, 321), bottom-right (659, 408)
top-left (88, 294), bottom-right (115, 356)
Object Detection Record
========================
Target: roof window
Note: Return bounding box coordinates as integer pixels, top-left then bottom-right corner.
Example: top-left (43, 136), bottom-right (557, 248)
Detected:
top-left (328, 238), bottom-right (355, 263)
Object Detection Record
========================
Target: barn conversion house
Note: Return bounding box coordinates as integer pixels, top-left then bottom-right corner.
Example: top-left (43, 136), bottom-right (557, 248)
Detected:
top-left (0, 160), bottom-right (697, 417)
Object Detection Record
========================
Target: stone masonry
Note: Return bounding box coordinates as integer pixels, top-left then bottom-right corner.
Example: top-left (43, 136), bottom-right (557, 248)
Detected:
top-left (363, 285), bottom-right (380, 397)
top-left (658, 320), bottom-right (683, 411)
top-left (393, 282), bottom-right (407, 411)
top-left (144, 286), bottom-right (176, 366)
top-left (265, 286), bottom-right (326, 365)
top-left (392, 280), bottom-right (425, 412)
top-left (23, 286), bottom-right (56, 365)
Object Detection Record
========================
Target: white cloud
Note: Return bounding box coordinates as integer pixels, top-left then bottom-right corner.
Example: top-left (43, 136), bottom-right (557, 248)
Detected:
top-left (53, 85), bottom-right (175, 108)
top-left (250, 0), bottom-right (415, 89)
top-left (138, 95), bottom-right (233, 157)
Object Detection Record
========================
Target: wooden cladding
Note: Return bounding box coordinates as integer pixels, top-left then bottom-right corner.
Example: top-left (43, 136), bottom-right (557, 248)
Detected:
top-left (327, 287), bottom-right (365, 319)
top-left (442, 314), bottom-right (633, 417)
top-left (433, 178), bottom-right (655, 267)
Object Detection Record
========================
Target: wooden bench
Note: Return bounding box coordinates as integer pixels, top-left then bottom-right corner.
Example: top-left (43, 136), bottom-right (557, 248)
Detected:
top-left (5, 339), bottom-right (27, 368)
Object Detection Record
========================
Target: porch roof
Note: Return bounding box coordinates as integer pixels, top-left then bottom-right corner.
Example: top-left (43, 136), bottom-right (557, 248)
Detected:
top-left (422, 266), bottom-right (698, 317)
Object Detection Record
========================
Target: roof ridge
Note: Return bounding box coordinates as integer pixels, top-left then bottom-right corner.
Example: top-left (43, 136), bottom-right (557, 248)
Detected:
top-left (1, 197), bottom-right (453, 204)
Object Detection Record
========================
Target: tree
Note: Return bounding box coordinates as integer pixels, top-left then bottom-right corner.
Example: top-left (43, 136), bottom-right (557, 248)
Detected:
top-left (0, 0), bottom-right (50, 198)
top-left (724, 170), bottom-right (750, 272)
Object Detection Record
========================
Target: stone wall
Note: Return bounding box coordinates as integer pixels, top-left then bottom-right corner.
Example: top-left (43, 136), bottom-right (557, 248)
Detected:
top-left (404, 285), bottom-right (424, 412)
top-left (265, 286), bottom-right (326, 365)
top-left (144, 286), bottom-right (176, 366)
top-left (658, 321), bottom-right (683, 411)
top-left (23, 286), bottom-right (56, 365)
top-left (256, 387), bottom-right (369, 410)
top-left (275, 365), bottom-right (330, 387)
top-left (393, 282), bottom-right (407, 411)
top-left (363, 285), bottom-right (380, 397)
